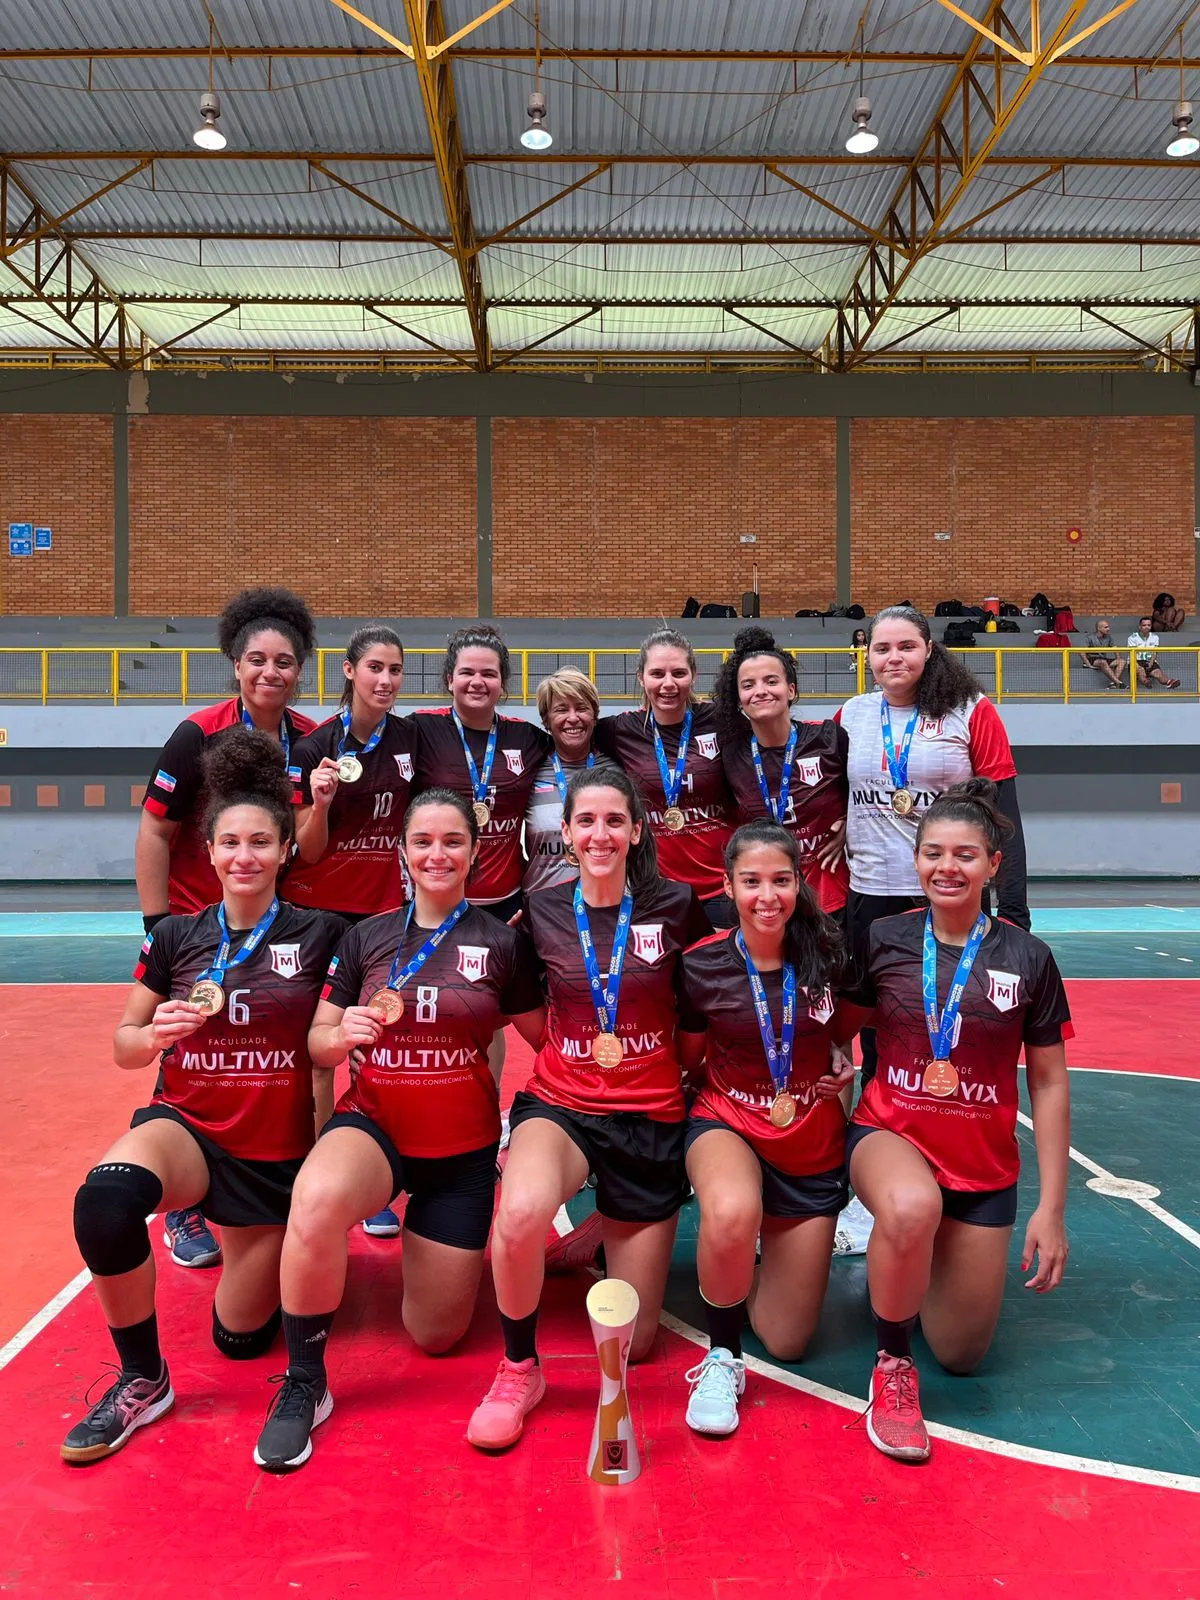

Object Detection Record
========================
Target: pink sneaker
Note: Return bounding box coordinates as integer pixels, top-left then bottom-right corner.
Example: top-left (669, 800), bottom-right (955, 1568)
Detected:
top-left (865, 1352), bottom-right (931, 1462)
top-left (544, 1210), bottom-right (603, 1275)
top-left (466, 1357), bottom-right (547, 1450)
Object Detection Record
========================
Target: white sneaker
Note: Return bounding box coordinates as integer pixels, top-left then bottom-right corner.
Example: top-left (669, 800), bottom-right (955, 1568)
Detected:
top-left (684, 1347), bottom-right (746, 1436)
top-left (833, 1195), bottom-right (875, 1256)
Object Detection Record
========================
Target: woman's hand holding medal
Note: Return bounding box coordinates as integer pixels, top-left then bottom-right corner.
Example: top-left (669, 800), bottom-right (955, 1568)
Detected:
top-left (338, 1004), bottom-right (384, 1055)
top-left (149, 997), bottom-right (210, 1050)
top-left (309, 757), bottom-right (341, 809)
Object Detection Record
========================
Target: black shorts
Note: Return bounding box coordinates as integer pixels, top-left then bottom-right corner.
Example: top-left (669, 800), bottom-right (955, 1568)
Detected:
top-left (130, 1104), bottom-right (301, 1229)
top-left (508, 1089), bottom-right (688, 1224)
top-left (474, 889), bottom-right (524, 926)
top-left (684, 1117), bottom-right (848, 1219)
top-left (321, 1110), bottom-right (498, 1251)
top-left (845, 1123), bottom-right (1018, 1228)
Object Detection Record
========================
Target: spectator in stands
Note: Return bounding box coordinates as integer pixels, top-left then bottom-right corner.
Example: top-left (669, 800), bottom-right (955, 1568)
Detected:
top-left (849, 627), bottom-right (868, 672)
top-left (1151, 592), bottom-right (1186, 633)
top-left (1082, 619), bottom-right (1127, 690)
top-left (1128, 616), bottom-right (1181, 689)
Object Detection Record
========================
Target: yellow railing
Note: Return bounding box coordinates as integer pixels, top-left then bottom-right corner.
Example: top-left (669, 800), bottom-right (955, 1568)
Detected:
top-left (0, 645), bottom-right (1197, 707)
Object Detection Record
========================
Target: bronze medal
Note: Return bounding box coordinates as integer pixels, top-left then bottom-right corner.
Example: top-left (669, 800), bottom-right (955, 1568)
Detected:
top-left (367, 987), bottom-right (404, 1024)
top-left (187, 978), bottom-right (225, 1016)
top-left (922, 1057), bottom-right (959, 1098)
top-left (591, 1032), bottom-right (625, 1068)
top-left (336, 754), bottom-right (364, 784)
top-left (769, 1091), bottom-right (797, 1129)
top-left (662, 806), bottom-right (686, 832)
top-left (890, 788), bottom-right (915, 817)
top-left (473, 800), bottom-right (492, 828)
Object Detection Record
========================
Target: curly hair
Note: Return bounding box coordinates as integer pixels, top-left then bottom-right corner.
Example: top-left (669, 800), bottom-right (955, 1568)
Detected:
top-left (217, 587), bottom-right (317, 665)
top-left (866, 605), bottom-right (984, 719)
top-left (711, 625), bottom-right (798, 746)
top-left (442, 624), bottom-right (511, 694)
top-left (201, 726), bottom-right (295, 843)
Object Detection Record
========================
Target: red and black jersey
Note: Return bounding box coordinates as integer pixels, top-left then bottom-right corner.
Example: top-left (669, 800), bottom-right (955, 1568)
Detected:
top-left (524, 877), bottom-right (712, 1121)
top-left (321, 906), bottom-right (544, 1159)
top-left (409, 710), bottom-right (551, 905)
top-left (133, 902), bottom-right (344, 1161)
top-left (721, 718), bottom-right (851, 914)
top-left (680, 930), bottom-right (846, 1175)
top-left (594, 705), bottom-right (734, 899)
top-left (142, 697), bottom-right (318, 916)
top-left (284, 712), bottom-right (417, 917)
top-left (849, 911), bottom-right (1072, 1191)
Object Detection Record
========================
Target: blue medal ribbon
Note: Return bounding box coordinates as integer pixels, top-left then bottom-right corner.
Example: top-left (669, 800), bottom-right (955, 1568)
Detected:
top-left (241, 703), bottom-right (290, 762)
top-left (573, 882), bottom-right (633, 1036)
top-left (736, 932), bottom-right (796, 1098)
top-left (650, 709), bottom-right (693, 811)
top-left (879, 699), bottom-right (918, 794)
top-left (550, 748), bottom-right (594, 805)
top-left (385, 899), bottom-right (470, 993)
top-left (336, 706), bottom-right (387, 761)
top-left (922, 911), bottom-right (989, 1062)
top-left (750, 723), bottom-right (799, 823)
top-left (452, 708), bottom-right (499, 807)
top-left (198, 898), bottom-right (280, 985)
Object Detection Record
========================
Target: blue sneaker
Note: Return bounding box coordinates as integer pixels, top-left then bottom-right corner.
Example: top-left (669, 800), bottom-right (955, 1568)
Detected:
top-left (163, 1209), bottom-right (221, 1267)
top-left (684, 1348), bottom-right (745, 1436)
top-left (362, 1207), bottom-right (401, 1237)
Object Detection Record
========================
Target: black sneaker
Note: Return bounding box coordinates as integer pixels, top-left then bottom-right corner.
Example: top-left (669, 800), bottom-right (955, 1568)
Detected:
top-left (60, 1365), bottom-right (174, 1465)
top-left (253, 1372), bottom-right (333, 1472)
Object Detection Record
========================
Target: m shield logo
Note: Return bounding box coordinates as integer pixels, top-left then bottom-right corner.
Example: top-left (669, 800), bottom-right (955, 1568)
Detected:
top-left (503, 748), bottom-right (525, 776)
top-left (269, 944), bottom-right (302, 979)
top-left (395, 754), bottom-right (414, 782)
top-left (456, 945), bottom-right (490, 983)
top-left (695, 733), bottom-right (718, 761)
top-left (986, 970), bottom-right (1021, 1012)
top-left (795, 756), bottom-right (823, 788)
top-left (807, 985), bottom-right (835, 1024)
top-left (630, 924), bottom-right (665, 965)
top-left (918, 716), bottom-right (945, 739)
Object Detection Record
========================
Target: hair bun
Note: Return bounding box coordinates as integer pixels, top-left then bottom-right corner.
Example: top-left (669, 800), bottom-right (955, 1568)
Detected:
top-left (944, 776), bottom-right (1000, 807)
top-left (201, 725), bottom-right (290, 805)
top-left (733, 625), bottom-right (778, 654)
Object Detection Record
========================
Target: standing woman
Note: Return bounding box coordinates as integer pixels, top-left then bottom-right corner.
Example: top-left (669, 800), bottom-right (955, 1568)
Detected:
top-left (676, 822), bottom-right (849, 1436)
top-left (713, 627), bottom-right (850, 918)
top-left (253, 789), bottom-right (545, 1473)
top-left (136, 585), bottom-right (318, 1267)
top-left (594, 627), bottom-right (735, 927)
top-left (522, 667), bottom-right (599, 897)
top-left (838, 605), bottom-right (1029, 1083)
top-left (467, 763), bottom-right (711, 1452)
top-left (833, 781), bottom-right (1070, 1463)
top-left (61, 729), bottom-right (344, 1465)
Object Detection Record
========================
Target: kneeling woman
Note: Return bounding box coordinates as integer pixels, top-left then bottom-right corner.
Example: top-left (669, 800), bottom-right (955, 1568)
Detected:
top-left (62, 729), bottom-right (343, 1465)
top-left (677, 821), bottom-right (850, 1436)
top-left (468, 762), bottom-right (711, 1452)
top-left (840, 779), bottom-right (1071, 1464)
top-left (254, 789), bottom-right (545, 1473)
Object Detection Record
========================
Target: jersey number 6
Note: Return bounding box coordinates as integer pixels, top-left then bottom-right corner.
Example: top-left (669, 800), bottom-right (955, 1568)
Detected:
top-left (228, 987), bottom-right (251, 1025)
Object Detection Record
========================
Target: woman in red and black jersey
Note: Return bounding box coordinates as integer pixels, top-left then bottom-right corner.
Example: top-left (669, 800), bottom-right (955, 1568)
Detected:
top-left (466, 762), bottom-right (711, 1454)
top-left (676, 821), bottom-right (849, 1437)
top-left (61, 729), bottom-right (344, 1467)
top-left (833, 780), bottom-right (1071, 1466)
top-left (253, 788), bottom-right (545, 1475)
top-left (712, 627), bottom-right (850, 917)
top-left (594, 627), bottom-right (735, 927)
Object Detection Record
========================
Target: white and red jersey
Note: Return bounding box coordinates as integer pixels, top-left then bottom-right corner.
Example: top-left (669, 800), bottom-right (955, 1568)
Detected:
top-left (321, 907), bottom-right (543, 1158)
top-left (524, 877), bottom-right (712, 1121)
top-left (134, 903), bottom-right (344, 1161)
top-left (837, 692), bottom-right (1018, 897)
top-left (849, 911), bottom-right (1072, 1191)
top-left (680, 930), bottom-right (846, 1175)
top-left (594, 705), bottom-right (734, 900)
top-left (142, 698), bottom-right (318, 916)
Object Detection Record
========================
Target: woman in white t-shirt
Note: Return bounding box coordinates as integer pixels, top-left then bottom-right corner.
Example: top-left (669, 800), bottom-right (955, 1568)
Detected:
top-left (837, 606), bottom-right (1029, 1082)
top-left (522, 668), bottom-right (600, 895)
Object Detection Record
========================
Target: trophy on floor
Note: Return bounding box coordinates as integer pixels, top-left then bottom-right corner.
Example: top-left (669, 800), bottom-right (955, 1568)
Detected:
top-left (586, 1277), bottom-right (641, 1486)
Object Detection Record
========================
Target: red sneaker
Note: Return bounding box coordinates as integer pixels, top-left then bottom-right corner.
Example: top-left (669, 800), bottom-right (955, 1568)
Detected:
top-left (544, 1209), bottom-right (603, 1275)
top-left (866, 1353), bottom-right (931, 1462)
top-left (466, 1357), bottom-right (547, 1450)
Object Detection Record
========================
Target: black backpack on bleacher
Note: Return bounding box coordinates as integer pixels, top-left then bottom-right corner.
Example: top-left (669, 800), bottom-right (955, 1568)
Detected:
top-left (943, 620), bottom-right (978, 647)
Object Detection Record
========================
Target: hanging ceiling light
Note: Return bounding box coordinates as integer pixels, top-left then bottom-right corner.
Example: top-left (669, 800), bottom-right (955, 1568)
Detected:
top-left (1167, 29), bottom-right (1199, 157)
top-left (192, 17), bottom-right (227, 151)
top-left (519, 0), bottom-right (553, 150)
top-left (845, 23), bottom-right (879, 155)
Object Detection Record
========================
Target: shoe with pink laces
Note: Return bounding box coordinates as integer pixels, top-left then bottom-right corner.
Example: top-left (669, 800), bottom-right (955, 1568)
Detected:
top-left (466, 1357), bottom-right (547, 1450)
top-left (865, 1352), bottom-right (931, 1462)
top-left (544, 1210), bottom-right (603, 1275)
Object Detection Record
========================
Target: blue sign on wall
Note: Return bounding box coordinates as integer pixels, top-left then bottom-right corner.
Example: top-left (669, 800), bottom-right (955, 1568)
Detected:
top-left (34, 526), bottom-right (52, 551)
top-left (8, 523), bottom-right (32, 557)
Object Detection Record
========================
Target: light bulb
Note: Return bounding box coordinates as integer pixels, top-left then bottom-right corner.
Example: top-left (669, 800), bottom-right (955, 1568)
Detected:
top-left (1168, 101), bottom-right (1198, 157)
top-left (192, 90), bottom-right (226, 151)
top-left (845, 95), bottom-right (878, 155)
top-left (521, 90), bottom-right (552, 151)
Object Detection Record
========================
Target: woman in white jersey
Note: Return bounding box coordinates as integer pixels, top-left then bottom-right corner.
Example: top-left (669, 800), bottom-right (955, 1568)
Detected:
top-left (837, 606), bottom-right (1029, 1085)
top-left (522, 668), bottom-right (600, 896)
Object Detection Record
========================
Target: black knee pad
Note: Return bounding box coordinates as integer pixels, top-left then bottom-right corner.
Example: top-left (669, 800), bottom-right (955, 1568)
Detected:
top-left (73, 1163), bottom-right (164, 1277)
top-left (212, 1304), bottom-right (282, 1361)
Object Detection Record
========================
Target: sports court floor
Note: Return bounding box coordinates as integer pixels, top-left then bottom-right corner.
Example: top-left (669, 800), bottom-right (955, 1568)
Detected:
top-left (2, 885), bottom-right (1198, 1598)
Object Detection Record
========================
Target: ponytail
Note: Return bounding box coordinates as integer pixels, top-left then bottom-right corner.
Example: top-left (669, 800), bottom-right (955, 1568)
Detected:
top-left (723, 821), bottom-right (845, 992)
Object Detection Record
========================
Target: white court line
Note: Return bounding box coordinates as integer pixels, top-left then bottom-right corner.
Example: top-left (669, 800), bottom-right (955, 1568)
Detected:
top-left (0, 1269), bottom-right (90, 1375)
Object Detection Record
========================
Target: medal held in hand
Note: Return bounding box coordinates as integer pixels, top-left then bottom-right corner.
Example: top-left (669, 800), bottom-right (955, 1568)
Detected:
top-left (336, 755), bottom-right (364, 784)
top-left (651, 710), bottom-right (693, 837)
top-left (920, 910), bottom-right (987, 1099)
top-left (574, 882), bottom-right (633, 1070)
top-left (370, 900), bottom-right (469, 1027)
top-left (187, 978), bottom-right (225, 1016)
top-left (188, 899), bottom-right (281, 1019)
top-left (880, 699), bottom-right (919, 819)
top-left (737, 932), bottom-right (798, 1131)
top-left (452, 707), bottom-right (498, 832)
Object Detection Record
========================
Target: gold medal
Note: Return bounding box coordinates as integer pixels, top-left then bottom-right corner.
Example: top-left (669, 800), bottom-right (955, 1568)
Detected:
top-left (336, 754), bottom-right (364, 784)
top-left (187, 978), bottom-right (225, 1016)
top-left (473, 800), bottom-right (492, 828)
top-left (591, 1032), bottom-right (625, 1068)
top-left (922, 1057), bottom-right (959, 1098)
top-left (890, 788), bottom-right (915, 817)
top-left (662, 806), bottom-right (686, 832)
top-left (769, 1091), bottom-right (797, 1129)
top-left (367, 987), bottom-right (404, 1024)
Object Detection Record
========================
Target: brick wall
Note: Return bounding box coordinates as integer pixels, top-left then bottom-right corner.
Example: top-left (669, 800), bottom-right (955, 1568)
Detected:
top-left (491, 417), bottom-right (837, 617)
top-left (0, 415), bottom-right (113, 613)
top-left (127, 416), bottom-right (476, 615)
top-left (850, 416), bottom-right (1196, 615)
